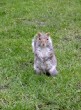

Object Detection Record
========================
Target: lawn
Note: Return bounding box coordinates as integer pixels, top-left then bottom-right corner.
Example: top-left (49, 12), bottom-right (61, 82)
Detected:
top-left (0, 0), bottom-right (81, 110)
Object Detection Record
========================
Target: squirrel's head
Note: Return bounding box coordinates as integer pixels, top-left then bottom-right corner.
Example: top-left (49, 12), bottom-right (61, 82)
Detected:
top-left (36, 32), bottom-right (51, 47)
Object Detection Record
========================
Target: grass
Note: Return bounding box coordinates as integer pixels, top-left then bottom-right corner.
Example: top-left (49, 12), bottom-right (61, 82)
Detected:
top-left (0, 0), bottom-right (81, 110)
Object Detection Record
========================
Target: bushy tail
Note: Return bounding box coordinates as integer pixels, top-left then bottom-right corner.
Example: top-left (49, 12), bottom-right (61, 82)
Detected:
top-left (32, 38), bottom-right (35, 52)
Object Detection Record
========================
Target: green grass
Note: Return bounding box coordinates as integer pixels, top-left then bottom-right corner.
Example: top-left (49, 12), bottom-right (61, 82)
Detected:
top-left (0, 0), bottom-right (81, 110)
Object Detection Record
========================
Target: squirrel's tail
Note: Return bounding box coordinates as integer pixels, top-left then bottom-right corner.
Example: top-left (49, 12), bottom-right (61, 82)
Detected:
top-left (32, 38), bottom-right (35, 52)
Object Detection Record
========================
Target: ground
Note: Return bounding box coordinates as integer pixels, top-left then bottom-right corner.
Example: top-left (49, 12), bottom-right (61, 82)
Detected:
top-left (0, 0), bottom-right (81, 110)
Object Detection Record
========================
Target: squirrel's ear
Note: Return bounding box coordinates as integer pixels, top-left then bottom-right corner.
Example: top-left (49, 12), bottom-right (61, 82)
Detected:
top-left (46, 32), bottom-right (50, 36)
top-left (38, 32), bottom-right (41, 37)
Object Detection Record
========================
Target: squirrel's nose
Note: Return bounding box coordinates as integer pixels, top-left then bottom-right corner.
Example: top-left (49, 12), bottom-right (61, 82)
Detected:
top-left (42, 43), bottom-right (46, 47)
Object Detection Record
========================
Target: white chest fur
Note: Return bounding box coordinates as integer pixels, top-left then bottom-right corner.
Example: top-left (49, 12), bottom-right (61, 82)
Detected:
top-left (36, 47), bottom-right (52, 71)
top-left (38, 47), bottom-right (50, 58)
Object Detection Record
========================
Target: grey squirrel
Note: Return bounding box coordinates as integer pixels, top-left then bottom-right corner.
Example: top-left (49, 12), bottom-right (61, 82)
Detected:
top-left (32, 32), bottom-right (58, 76)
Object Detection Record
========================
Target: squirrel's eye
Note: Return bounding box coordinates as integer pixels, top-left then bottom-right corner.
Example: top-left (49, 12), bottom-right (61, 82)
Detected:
top-left (47, 38), bottom-right (48, 40)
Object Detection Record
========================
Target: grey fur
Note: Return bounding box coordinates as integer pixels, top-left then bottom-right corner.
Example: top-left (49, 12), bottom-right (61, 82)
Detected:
top-left (32, 32), bottom-right (58, 76)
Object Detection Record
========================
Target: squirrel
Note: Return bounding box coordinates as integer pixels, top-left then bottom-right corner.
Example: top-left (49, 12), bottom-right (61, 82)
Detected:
top-left (32, 32), bottom-right (58, 76)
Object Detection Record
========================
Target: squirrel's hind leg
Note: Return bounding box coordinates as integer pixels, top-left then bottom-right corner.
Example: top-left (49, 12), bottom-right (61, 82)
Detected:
top-left (49, 66), bottom-right (58, 76)
top-left (34, 64), bottom-right (41, 75)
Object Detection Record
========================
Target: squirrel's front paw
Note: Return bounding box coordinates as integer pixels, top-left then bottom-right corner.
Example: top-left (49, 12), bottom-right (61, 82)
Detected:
top-left (39, 55), bottom-right (45, 61)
